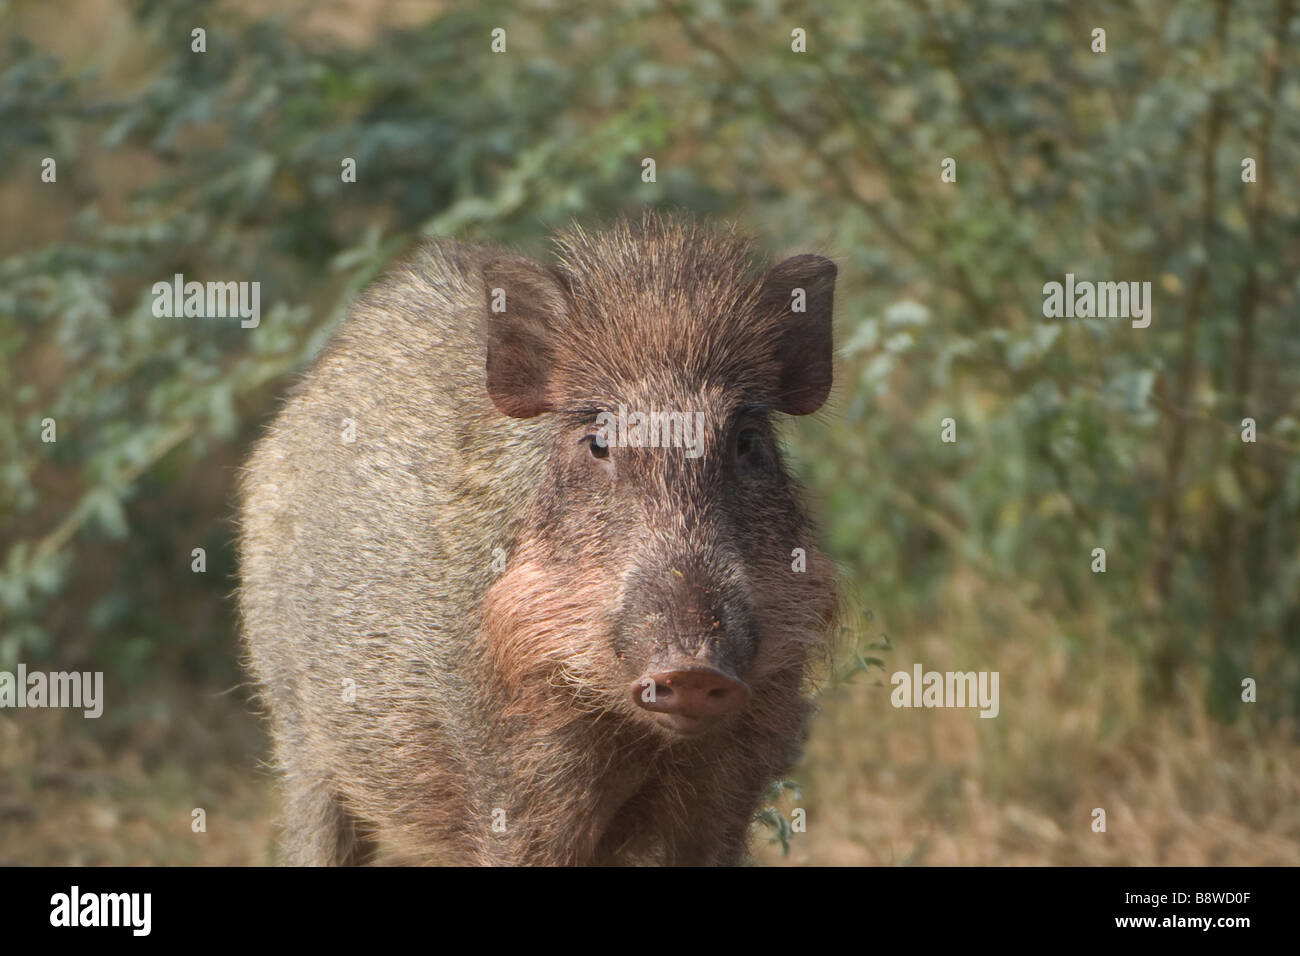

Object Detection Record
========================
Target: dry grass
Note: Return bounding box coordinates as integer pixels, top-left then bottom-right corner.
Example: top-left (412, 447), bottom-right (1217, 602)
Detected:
top-left (6, 576), bottom-right (1297, 867)
top-left (0, 695), bottom-right (274, 866)
top-left (753, 572), bottom-right (1300, 866)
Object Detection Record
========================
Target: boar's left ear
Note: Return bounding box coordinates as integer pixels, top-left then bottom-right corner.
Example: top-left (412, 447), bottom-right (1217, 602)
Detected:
top-left (758, 254), bottom-right (837, 415)
top-left (482, 256), bottom-right (568, 418)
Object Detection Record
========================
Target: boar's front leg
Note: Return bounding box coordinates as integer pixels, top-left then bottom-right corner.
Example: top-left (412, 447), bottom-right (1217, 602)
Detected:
top-left (463, 725), bottom-right (651, 867)
top-left (666, 792), bottom-right (766, 866)
top-left (278, 763), bottom-right (375, 866)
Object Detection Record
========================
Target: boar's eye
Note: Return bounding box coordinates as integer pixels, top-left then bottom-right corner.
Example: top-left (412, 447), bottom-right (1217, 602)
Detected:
top-left (585, 435), bottom-right (610, 459)
top-left (736, 428), bottom-right (762, 461)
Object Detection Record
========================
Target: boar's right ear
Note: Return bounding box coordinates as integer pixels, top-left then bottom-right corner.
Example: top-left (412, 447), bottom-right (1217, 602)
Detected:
top-left (481, 256), bottom-right (567, 418)
top-left (758, 254), bottom-right (837, 415)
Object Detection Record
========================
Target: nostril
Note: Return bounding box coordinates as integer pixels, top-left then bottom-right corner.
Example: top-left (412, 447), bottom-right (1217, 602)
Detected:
top-left (630, 667), bottom-right (751, 721)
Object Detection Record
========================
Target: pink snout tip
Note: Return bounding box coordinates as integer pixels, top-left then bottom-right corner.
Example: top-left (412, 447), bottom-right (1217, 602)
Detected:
top-left (630, 666), bottom-right (751, 732)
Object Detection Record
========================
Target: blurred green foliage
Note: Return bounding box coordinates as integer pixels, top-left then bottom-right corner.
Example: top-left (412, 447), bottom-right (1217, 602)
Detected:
top-left (1, 0), bottom-right (1297, 730)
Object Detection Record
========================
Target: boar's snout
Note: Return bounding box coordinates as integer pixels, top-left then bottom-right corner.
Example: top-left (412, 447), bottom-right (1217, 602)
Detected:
top-left (629, 665), bottom-right (751, 734)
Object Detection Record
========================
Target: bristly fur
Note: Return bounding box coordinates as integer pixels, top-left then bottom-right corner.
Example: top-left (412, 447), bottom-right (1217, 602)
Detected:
top-left (238, 213), bottom-right (839, 865)
top-left (545, 214), bottom-right (780, 410)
